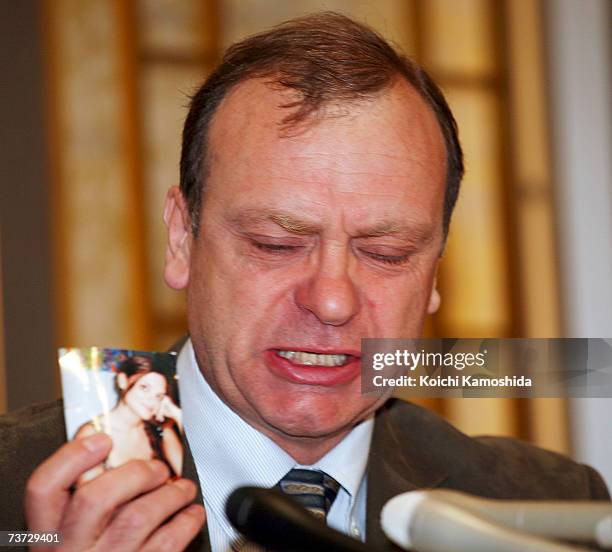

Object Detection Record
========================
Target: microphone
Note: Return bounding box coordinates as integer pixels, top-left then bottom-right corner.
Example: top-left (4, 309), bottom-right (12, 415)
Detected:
top-left (226, 486), bottom-right (371, 551)
top-left (381, 492), bottom-right (587, 552)
top-left (424, 489), bottom-right (612, 549)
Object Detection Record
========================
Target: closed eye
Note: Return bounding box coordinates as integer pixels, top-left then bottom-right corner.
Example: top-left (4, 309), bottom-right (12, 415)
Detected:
top-left (361, 250), bottom-right (412, 265)
top-left (252, 241), bottom-right (302, 253)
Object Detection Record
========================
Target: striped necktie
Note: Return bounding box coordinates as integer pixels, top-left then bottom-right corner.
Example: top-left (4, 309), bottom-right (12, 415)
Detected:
top-left (277, 468), bottom-right (341, 520)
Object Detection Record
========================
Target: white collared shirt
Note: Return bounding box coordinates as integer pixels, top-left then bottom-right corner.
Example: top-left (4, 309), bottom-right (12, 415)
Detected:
top-left (177, 340), bottom-right (373, 551)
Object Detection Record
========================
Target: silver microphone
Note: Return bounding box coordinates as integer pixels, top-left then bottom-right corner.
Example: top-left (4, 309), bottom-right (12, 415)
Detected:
top-left (381, 491), bottom-right (589, 552)
top-left (425, 489), bottom-right (612, 549)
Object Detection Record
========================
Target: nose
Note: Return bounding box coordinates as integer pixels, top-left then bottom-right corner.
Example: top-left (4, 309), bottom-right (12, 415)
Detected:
top-left (294, 251), bottom-right (360, 326)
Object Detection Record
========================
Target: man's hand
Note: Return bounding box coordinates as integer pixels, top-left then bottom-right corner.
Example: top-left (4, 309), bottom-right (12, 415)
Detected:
top-left (25, 433), bottom-right (206, 551)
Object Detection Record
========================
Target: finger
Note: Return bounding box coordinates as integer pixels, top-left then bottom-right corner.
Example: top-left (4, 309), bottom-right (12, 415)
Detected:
top-left (25, 433), bottom-right (112, 532)
top-left (98, 478), bottom-right (199, 550)
top-left (142, 503), bottom-right (206, 552)
top-left (61, 459), bottom-right (170, 546)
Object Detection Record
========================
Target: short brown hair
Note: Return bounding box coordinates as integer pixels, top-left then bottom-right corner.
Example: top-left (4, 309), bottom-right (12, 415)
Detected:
top-left (180, 12), bottom-right (463, 237)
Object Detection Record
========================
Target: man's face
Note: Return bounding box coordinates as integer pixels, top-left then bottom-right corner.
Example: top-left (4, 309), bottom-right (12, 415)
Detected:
top-left (164, 79), bottom-right (446, 442)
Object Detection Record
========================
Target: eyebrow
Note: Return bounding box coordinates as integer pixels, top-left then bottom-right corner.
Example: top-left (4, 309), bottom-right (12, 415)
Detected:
top-left (355, 221), bottom-right (436, 245)
top-left (228, 209), bottom-right (321, 235)
top-left (269, 213), bottom-right (321, 235)
top-left (357, 221), bottom-right (405, 237)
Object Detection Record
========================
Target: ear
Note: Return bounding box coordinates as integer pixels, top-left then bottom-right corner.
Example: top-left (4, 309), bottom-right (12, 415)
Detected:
top-left (427, 269), bottom-right (441, 314)
top-left (163, 186), bottom-right (193, 290)
top-left (117, 372), bottom-right (128, 391)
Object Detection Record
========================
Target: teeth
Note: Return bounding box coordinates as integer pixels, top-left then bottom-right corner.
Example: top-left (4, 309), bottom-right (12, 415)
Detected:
top-left (277, 350), bottom-right (349, 367)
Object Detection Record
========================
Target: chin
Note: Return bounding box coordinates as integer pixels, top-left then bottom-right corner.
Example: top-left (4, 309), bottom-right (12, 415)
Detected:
top-left (259, 396), bottom-right (369, 440)
top-left (270, 417), bottom-right (349, 440)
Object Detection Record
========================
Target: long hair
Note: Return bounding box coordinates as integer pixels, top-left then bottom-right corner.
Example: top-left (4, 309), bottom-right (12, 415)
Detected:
top-left (115, 354), bottom-right (178, 404)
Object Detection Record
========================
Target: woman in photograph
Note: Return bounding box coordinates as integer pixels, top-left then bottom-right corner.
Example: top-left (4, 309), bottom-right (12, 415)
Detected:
top-left (75, 355), bottom-right (183, 485)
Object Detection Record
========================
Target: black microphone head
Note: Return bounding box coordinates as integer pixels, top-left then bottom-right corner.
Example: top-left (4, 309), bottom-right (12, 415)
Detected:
top-left (226, 486), bottom-right (323, 550)
top-left (225, 486), bottom-right (256, 530)
top-left (225, 486), bottom-right (370, 552)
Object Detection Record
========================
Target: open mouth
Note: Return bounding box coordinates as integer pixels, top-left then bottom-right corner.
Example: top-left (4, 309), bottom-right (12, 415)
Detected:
top-left (266, 349), bottom-right (360, 385)
top-left (275, 350), bottom-right (354, 367)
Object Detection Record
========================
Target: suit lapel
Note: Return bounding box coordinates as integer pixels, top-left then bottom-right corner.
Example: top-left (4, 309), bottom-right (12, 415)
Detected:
top-left (365, 401), bottom-right (448, 551)
top-left (182, 432), bottom-right (212, 552)
top-left (172, 337), bottom-right (211, 552)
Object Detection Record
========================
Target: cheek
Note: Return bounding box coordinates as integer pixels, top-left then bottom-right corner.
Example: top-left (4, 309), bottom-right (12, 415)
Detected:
top-left (361, 269), bottom-right (434, 334)
top-left (188, 246), bottom-right (298, 369)
top-left (204, 240), bottom-right (299, 312)
top-left (130, 390), bottom-right (145, 404)
top-left (190, 237), bottom-right (282, 310)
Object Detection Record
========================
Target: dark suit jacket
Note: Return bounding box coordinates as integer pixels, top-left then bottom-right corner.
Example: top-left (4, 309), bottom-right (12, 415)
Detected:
top-left (0, 398), bottom-right (609, 551)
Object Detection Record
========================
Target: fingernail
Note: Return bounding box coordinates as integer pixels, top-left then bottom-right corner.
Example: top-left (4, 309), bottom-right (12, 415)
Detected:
top-left (185, 504), bottom-right (205, 519)
top-left (81, 433), bottom-right (110, 452)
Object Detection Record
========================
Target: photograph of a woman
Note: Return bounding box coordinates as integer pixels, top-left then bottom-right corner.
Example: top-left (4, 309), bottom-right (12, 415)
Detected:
top-left (60, 350), bottom-right (183, 486)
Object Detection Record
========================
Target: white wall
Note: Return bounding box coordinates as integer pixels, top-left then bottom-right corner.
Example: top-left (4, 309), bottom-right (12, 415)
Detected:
top-left (545, 0), bottom-right (612, 489)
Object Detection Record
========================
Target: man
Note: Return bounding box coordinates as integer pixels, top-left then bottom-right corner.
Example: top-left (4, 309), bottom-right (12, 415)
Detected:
top-left (1, 12), bottom-right (608, 552)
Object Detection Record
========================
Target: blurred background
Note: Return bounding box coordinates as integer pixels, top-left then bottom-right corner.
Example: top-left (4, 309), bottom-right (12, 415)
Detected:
top-left (1, 0), bottom-right (611, 486)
